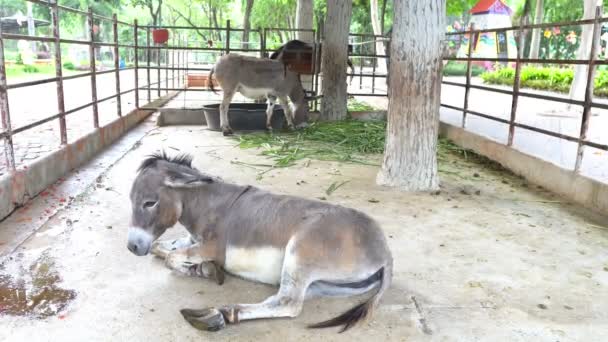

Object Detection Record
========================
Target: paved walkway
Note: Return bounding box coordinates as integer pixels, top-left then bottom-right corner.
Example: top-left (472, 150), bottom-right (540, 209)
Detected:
top-left (0, 69), bottom-right (166, 176)
top-left (349, 75), bottom-right (608, 184)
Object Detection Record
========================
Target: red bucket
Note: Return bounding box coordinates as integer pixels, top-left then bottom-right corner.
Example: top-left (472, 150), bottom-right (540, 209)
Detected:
top-left (152, 29), bottom-right (169, 44)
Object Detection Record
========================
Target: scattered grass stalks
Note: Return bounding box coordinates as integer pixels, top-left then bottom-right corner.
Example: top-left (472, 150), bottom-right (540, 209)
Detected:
top-left (326, 181), bottom-right (350, 196)
top-left (234, 120), bottom-right (504, 179)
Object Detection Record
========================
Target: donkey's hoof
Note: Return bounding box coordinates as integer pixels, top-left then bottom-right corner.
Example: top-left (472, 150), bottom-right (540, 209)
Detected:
top-left (218, 305), bottom-right (240, 324)
top-left (295, 122), bottom-right (309, 129)
top-left (181, 308), bottom-right (226, 332)
top-left (222, 127), bottom-right (234, 136)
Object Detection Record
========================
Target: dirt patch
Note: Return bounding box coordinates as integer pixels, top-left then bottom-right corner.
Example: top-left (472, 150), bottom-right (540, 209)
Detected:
top-left (0, 252), bottom-right (76, 318)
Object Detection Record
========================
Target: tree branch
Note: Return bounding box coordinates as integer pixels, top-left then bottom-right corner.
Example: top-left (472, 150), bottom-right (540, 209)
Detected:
top-left (167, 4), bottom-right (207, 40)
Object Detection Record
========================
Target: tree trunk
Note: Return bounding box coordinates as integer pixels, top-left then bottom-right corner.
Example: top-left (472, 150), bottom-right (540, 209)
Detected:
top-left (569, 0), bottom-right (599, 104)
top-left (212, 8), bottom-right (221, 41)
top-left (321, 0), bottom-right (353, 121)
top-left (377, 0), bottom-right (445, 191)
top-left (529, 0), bottom-right (544, 58)
top-left (296, 0), bottom-right (314, 42)
top-left (370, 0), bottom-right (387, 72)
top-left (242, 0), bottom-right (254, 49)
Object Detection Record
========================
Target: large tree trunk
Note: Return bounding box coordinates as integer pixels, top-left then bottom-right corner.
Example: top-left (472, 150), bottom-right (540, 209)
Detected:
top-left (377, 0), bottom-right (445, 191)
top-left (296, 0), bottom-right (313, 42)
top-left (569, 0), bottom-right (599, 104)
top-left (320, 0), bottom-right (353, 121)
top-left (242, 0), bottom-right (254, 49)
top-left (370, 0), bottom-right (387, 72)
top-left (529, 0), bottom-right (544, 58)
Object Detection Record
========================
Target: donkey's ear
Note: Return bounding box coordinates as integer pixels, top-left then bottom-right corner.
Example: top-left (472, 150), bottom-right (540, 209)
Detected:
top-left (164, 172), bottom-right (214, 189)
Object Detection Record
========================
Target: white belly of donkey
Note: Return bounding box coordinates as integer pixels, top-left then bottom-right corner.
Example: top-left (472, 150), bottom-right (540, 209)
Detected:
top-left (237, 85), bottom-right (273, 99)
top-left (224, 246), bottom-right (284, 285)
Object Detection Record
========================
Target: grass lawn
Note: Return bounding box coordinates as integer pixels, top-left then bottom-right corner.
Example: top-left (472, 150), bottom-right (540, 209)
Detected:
top-left (6, 64), bottom-right (81, 81)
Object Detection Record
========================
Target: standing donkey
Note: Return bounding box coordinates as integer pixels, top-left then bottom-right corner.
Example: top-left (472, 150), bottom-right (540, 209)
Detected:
top-left (127, 152), bottom-right (393, 332)
top-left (208, 54), bottom-right (309, 136)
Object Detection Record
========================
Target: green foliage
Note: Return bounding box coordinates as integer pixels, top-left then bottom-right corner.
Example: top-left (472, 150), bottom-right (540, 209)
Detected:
top-left (443, 61), bottom-right (485, 77)
top-left (23, 64), bottom-right (39, 73)
top-left (63, 61), bottom-right (76, 70)
top-left (347, 98), bottom-right (378, 112)
top-left (15, 53), bottom-right (24, 65)
top-left (481, 65), bottom-right (608, 96)
top-left (446, 0), bottom-right (477, 16)
top-left (236, 120), bottom-right (387, 169)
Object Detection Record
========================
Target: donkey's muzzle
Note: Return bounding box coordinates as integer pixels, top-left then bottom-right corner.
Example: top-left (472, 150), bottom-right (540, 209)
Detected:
top-left (127, 227), bottom-right (154, 256)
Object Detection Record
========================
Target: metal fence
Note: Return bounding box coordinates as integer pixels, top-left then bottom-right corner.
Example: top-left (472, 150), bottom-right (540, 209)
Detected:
top-left (0, 1), bottom-right (319, 175)
top-left (442, 6), bottom-right (607, 174)
top-left (1, 1), bottom-right (605, 182)
top-left (0, 0), bottom-right (179, 173)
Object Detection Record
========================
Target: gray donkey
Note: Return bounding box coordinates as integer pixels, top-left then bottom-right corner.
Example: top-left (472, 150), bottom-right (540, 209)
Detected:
top-left (208, 54), bottom-right (309, 136)
top-left (127, 152), bottom-right (393, 332)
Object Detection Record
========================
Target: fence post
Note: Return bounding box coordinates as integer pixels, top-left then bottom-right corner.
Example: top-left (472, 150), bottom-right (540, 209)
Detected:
top-left (178, 34), bottom-right (182, 88)
top-left (165, 43), bottom-right (169, 95)
top-left (88, 9), bottom-right (99, 128)
top-left (157, 40), bottom-right (161, 98)
top-left (574, 5), bottom-right (602, 172)
top-left (113, 14), bottom-right (122, 116)
top-left (134, 20), bottom-right (139, 109)
top-left (146, 28), bottom-right (151, 102)
top-left (226, 20), bottom-right (231, 55)
top-left (0, 22), bottom-right (15, 171)
top-left (50, 0), bottom-right (67, 144)
top-left (171, 34), bottom-right (175, 90)
top-left (371, 36), bottom-right (376, 94)
top-left (508, 2), bottom-right (531, 146)
top-left (462, 23), bottom-right (475, 128)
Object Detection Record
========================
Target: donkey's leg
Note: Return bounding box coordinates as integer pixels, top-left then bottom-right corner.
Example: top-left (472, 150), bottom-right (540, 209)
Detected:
top-left (181, 246), bottom-right (312, 331)
top-left (165, 242), bottom-right (224, 285)
top-left (278, 96), bottom-right (295, 130)
top-left (219, 89), bottom-right (236, 136)
top-left (265, 96), bottom-right (277, 132)
top-left (151, 235), bottom-right (196, 259)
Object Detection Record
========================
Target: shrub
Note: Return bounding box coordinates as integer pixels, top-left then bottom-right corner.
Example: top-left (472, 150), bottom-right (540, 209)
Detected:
top-left (23, 65), bottom-right (39, 73)
top-left (480, 66), bottom-right (608, 97)
top-left (443, 61), bottom-right (485, 77)
top-left (63, 61), bottom-right (76, 70)
top-left (16, 53), bottom-right (24, 65)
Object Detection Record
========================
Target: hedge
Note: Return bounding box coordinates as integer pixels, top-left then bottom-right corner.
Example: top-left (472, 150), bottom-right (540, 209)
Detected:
top-left (480, 66), bottom-right (608, 97)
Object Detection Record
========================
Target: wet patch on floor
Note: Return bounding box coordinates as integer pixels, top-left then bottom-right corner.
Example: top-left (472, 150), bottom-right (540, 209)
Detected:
top-left (0, 252), bottom-right (76, 318)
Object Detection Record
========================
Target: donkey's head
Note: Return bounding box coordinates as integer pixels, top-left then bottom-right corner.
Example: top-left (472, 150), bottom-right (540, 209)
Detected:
top-left (290, 74), bottom-right (310, 127)
top-left (127, 152), bottom-right (213, 256)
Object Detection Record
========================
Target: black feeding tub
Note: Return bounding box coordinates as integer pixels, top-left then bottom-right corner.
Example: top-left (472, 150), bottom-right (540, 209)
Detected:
top-left (202, 103), bottom-right (286, 131)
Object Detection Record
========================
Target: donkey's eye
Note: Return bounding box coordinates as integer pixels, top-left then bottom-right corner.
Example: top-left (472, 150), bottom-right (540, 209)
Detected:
top-left (143, 201), bottom-right (157, 209)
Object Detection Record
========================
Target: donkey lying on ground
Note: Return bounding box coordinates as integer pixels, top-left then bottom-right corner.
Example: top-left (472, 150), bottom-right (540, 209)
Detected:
top-left (209, 54), bottom-right (309, 136)
top-left (127, 152), bottom-right (393, 332)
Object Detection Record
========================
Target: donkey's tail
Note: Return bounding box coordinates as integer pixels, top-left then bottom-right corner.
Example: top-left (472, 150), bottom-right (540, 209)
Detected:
top-left (208, 67), bottom-right (217, 94)
top-left (347, 59), bottom-right (355, 84)
top-left (308, 260), bottom-right (392, 333)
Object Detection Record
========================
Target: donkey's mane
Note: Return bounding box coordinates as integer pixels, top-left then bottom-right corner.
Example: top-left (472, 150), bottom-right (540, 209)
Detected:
top-left (138, 151), bottom-right (195, 172)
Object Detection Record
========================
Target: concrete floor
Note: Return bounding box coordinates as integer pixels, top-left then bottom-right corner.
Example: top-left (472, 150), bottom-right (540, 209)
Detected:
top-left (1, 116), bottom-right (608, 341)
